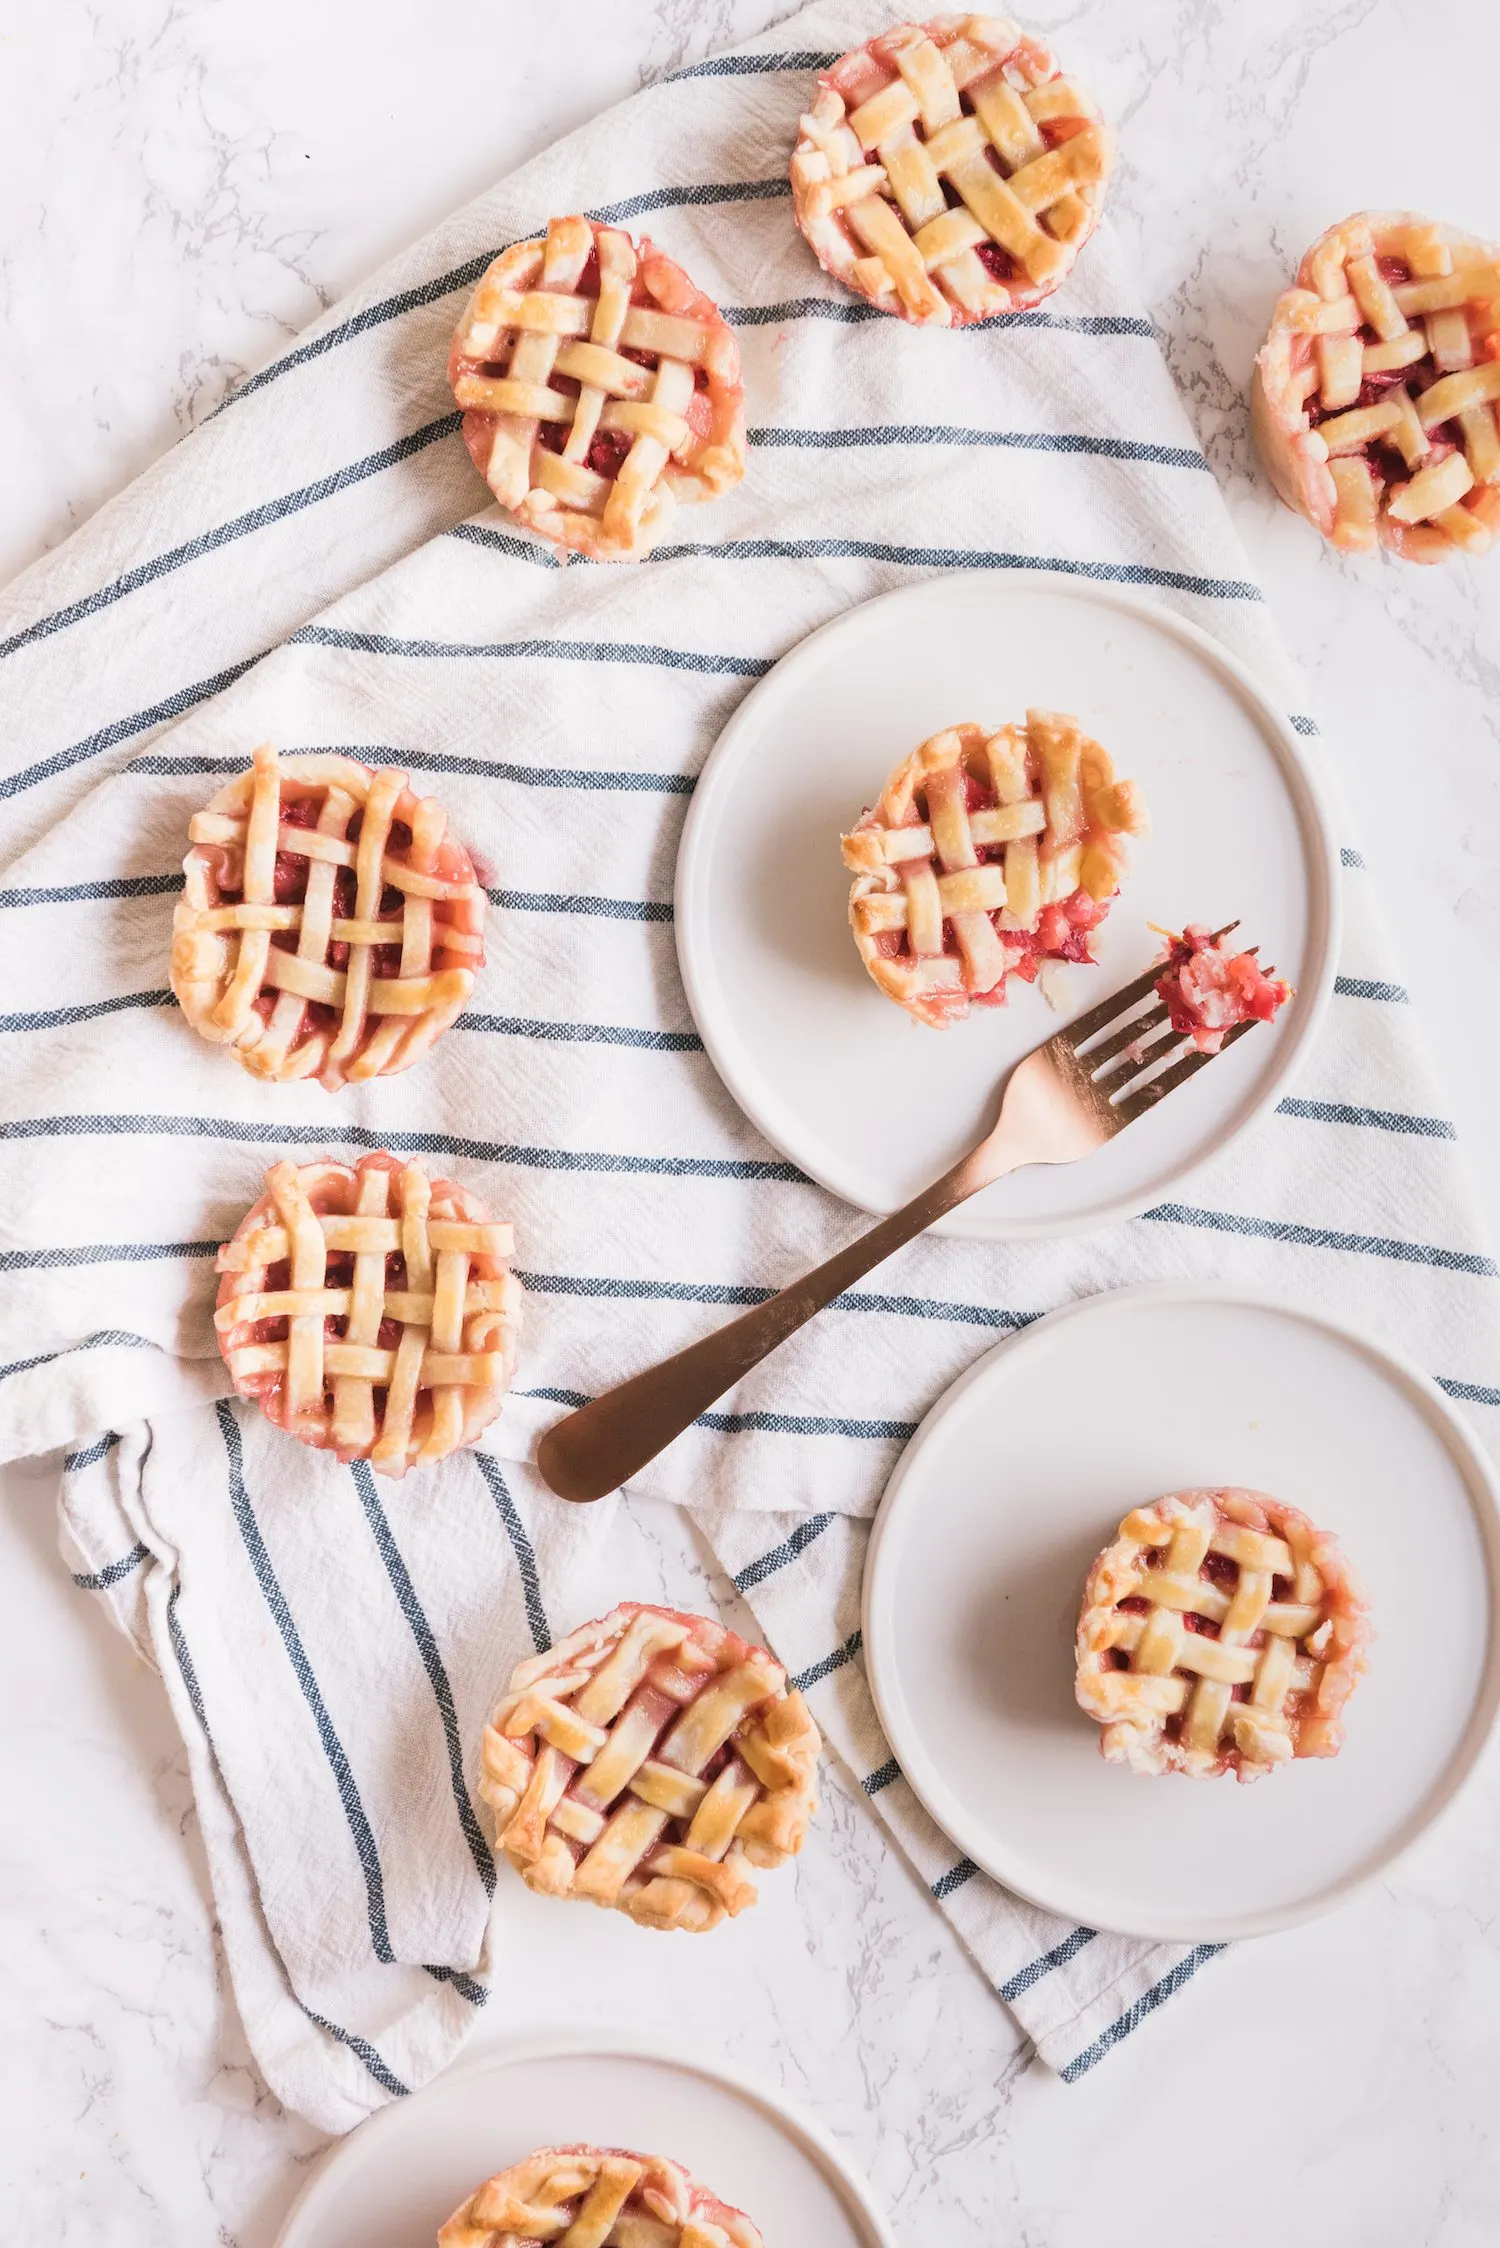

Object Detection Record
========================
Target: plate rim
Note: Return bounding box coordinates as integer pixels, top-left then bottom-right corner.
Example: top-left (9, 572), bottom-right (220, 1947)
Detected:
top-left (675, 572), bottom-right (1343, 1240)
top-left (272, 2028), bottom-right (900, 2248)
top-left (860, 1278), bottom-right (1500, 1942)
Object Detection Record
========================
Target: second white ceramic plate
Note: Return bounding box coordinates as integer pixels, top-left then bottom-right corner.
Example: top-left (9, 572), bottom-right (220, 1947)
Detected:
top-left (274, 2036), bottom-right (895, 2248)
top-left (862, 1285), bottom-right (1500, 1942)
top-left (676, 575), bottom-right (1339, 1238)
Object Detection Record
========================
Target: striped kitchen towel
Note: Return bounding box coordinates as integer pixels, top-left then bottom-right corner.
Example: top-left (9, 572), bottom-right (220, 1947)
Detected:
top-left (5, 0), bottom-right (1498, 2131)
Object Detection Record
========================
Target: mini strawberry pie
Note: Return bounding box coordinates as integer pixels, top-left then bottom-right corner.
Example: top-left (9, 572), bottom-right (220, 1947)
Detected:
top-left (215, 1151), bottom-right (521, 1478)
top-left (790, 14), bottom-right (1114, 328)
top-left (171, 741), bottom-right (485, 1089)
top-left (1253, 210), bottom-right (1500, 562)
top-left (1154, 924), bottom-right (1291, 1053)
top-left (480, 1602), bottom-right (820, 1932)
top-left (1076, 1489), bottom-right (1370, 1782)
top-left (440, 2146), bottom-right (764, 2248)
top-left (841, 711), bottom-right (1147, 1027)
top-left (448, 213), bottom-right (746, 560)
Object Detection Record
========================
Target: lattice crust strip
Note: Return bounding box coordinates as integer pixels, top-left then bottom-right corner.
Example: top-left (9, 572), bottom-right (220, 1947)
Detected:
top-left (439, 2145), bottom-right (765, 2248)
top-left (449, 214), bottom-right (747, 562)
top-left (1253, 208), bottom-right (1500, 563)
top-left (171, 741), bottom-right (486, 1090)
top-left (479, 1603), bottom-right (821, 1932)
top-left (1075, 1489), bottom-right (1370, 1781)
top-left (841, 710), bottom-right (1148, 1027)
top-left (791, 13), bottom-right (1114, 328)
top-left (215, 1151), bottom-right (521, 1478)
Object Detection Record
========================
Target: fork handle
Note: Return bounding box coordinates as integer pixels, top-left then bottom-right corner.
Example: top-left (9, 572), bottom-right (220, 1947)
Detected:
top-left (536, 1131), bottom-right (1021, 1503)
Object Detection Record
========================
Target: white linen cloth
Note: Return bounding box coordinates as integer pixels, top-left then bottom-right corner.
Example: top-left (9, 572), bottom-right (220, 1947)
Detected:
top-left (3, 0), bottom-right (1498, 2131)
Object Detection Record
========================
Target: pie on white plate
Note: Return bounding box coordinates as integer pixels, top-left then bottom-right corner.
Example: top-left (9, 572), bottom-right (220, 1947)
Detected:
top-left (840, 709), bottom-right (1147, 1026)
top-left (1075, 1487), bottom-right (1371, 1782)
top-left (438, 2144), bottom-right (763, 2248)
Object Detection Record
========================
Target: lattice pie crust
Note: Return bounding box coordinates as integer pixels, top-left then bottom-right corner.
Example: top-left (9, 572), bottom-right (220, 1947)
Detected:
top-left (216, 1151), bottom-right (520, 1478)
top-left (842, 711), bottom-right (1147, 1026)
top-left (480, 1603), bottom-right (820, 1931)
top-left (1253, 210), bottom-right (1500, 563)
top-left (450, 214), bottom-right (746, 561)
top-left (172, 742), bottom-right (485, 1089)
top-left (439, 2145), bottom-right (763, 2248)
top-left (1076, 1489), bottom-right (1370, 1782)
top-left (791, 14), bottom-right (1113, 327)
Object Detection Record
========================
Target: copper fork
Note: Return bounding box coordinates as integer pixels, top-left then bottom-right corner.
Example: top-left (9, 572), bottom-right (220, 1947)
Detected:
top-left (536, 947), bottom-right (1265, 1503)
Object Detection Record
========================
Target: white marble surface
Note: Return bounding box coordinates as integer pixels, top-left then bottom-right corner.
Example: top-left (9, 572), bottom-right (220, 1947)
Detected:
top-left (4, 1), bottom-right (1500, 2240)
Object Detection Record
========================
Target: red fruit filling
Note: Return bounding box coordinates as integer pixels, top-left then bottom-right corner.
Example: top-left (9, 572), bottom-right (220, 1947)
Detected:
top-left (1154, 924), bottom-right (1291, 1053)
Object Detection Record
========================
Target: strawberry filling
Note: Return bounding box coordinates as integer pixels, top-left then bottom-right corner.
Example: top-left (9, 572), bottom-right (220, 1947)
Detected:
top-left (1154, 924), bottom-right (1291, 1053)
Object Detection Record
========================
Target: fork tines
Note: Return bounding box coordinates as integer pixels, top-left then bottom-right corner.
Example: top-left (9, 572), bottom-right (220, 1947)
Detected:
top-left (1060, 959), bottom-right (1164, 1052)
top-left (1110, 1014), bottom-right (1259, 1122)
top-left (1060, 939), bottom-right (1271, 1128)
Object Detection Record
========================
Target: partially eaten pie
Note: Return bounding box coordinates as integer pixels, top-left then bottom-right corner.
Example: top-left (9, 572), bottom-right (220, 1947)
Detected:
top-left (215, 1151), bottom-right (520, 1478)
top-left (1253, 210), bottom-right (1500, 562)
top-left (449, 214), bottom-right (746, 560)
top-left (842, 711), bottom-right (1147, 1026)
top-left (480, 1602), bottom-right (820, 1931)
top-left (1154, 924), bottom-right (1292, 1053)
top-left (1076, 1489), bottom-right (1370, 1782)
top-left (171, 742), bottom-right (485, 1088)
top-left (439, 2146), bottom-right (763, 2248)
top-left (790, 15), bottom-right (1114, 327)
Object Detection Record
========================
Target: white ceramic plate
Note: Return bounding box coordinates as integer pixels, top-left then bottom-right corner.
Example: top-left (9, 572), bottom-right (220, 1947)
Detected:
top-left (862, 1284), bottom-right (1500, 1942)
top-left (273, 2035), bottom-right (895, 2248)
top-left (676, 576), bottom-right (1339, 1238)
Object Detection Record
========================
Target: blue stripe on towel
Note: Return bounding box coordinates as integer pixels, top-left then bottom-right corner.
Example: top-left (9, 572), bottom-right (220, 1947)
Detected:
top-left (1335, 975), bottom-right (1407, 1002)
top-left (472, 1454), bottom-right (550, 1652)
top-left (999, 1926), bottom-right (1098, 2001)
top-left (0, 416), bottom-right (460, 663)
top-left (132, 738), bottom-right (699, 792)
top-left (291, 625), bottom-right (773, 676)
top-left (165, 1580), bottom-right (412, 2094)
top-left (748, 425), bottom-right (1209, 470)
top-left (0, 1330), bottom-right (157, 1385)
top-left (63, 1432), bottom-right (121, 1471)
top-left (790, 1630), bottom-right (862, 1692)
top-left (298, 2006), bottom-right (411, 2098)
top-left (1140, 1204), bottom-right (1496, 1275)
top-left (666, 50), bottom-right (839, 79)
top-left (487, 889), bottom-right (673, 922)
top-left (734, 1513), bottom-right (836, 1590)
top-left (0, 1114), bottom-right (809, 1181)
top-left (349, 1462), bottom-right (496, 1896)
top-left (1276, 1097), bottom-right (1455, 1137)
top-left (0, 656), bottom-right (268, 804)
top-left (448, 520), bottom-right (1257, 598)
top-left (0, 874), bottom-right (183, 909)
top-left (932, 1858), bottom-right (979, 1900)
top-left (1059, 1945), bottom-right (1226, 2079)
top-left (71, 1542), bottom-right (149, 1591)
top-left (215, 1402), bottom-right (397, 1964)
top-left (462, 1014), bottom-right (703, 1049)
top-left (0, 991), bottom-right (173, 1034)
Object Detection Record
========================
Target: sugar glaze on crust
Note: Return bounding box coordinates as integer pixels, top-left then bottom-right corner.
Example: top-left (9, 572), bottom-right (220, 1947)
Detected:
top-left (480, 1602), bottom-right (820, 1930)
top-left (1076, 1488), bottom-right (1370, 1782)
